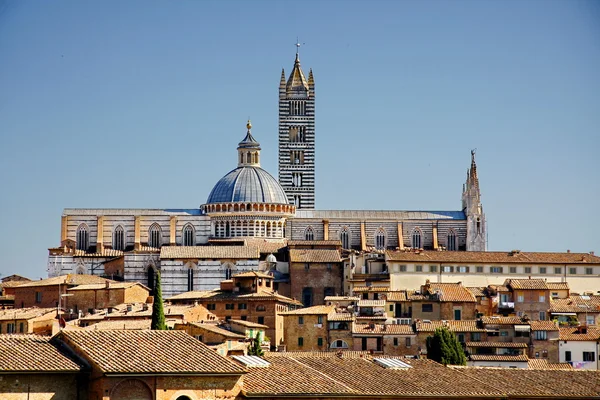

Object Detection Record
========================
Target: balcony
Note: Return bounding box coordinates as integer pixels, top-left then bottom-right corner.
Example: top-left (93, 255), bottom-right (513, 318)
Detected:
top-left (499, 301), bottom-right (515, 309)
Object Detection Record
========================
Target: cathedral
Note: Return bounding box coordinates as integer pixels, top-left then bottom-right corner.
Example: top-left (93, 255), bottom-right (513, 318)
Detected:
top-left (47, 52), bottom-right (486, 297)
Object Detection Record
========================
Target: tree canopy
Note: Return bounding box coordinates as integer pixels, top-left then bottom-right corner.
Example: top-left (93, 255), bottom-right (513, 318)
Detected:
top-left (426, 326), bottom-right (467, 366)
top-left (151, 270), bottom-right (166, 330)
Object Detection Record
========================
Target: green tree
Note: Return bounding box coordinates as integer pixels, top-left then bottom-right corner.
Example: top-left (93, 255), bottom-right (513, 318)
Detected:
top-left (151, 270), bottom-right (166, 330)
top-left (426, 327), bottom-right (466, 366)
top-left (247, 338), bottom-right (264, 356)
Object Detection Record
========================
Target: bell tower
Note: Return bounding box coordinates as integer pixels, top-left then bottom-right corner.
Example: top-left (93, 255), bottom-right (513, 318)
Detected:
top-left (462, 150), bottom-right (486, 251)
top-left (278, 45), bottom-right (315, 209)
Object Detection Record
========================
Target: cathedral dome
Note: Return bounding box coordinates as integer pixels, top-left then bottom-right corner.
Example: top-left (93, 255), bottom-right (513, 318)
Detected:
top-left (206, 166), bottom-right (289, 204)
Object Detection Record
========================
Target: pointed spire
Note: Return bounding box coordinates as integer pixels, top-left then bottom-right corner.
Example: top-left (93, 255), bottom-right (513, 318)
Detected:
top-left (280, 69), bottom-right (286, 87)
top-left (308, 68), bottom-right (314, 85)
top-left (470, 149), bottom-right (479, 189)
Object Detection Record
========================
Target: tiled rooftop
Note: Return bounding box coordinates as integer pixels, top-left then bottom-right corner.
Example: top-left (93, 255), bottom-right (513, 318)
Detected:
top-left (17, 274), bottom-right (111, 288)
top-left (550, 295), bottom-right (600, 313)
top-left (385, 250), bottom-right (600, 264)
top-left (0, 307), bottom-right (56, 321)
top-left (353, 324), bottom-right (414, 335)
top-left (529, 320), bottom-right (559, 331)
top-left (60, 330), bottom-right (245, 374)
top-left (481, 316), bottom-right (527, 325)
top-left (187, 323), bottom-right (246, 339)
top-left (289, 249), bottom-right (342, 263)
top-left (416, 320), bottom-right (485, 333)
top-left (281, 305), bottom-right (335, 315)
top-left (287, 240), bottom-right (342, 247)
top-left (385, 291), bottom-right (408, 301)
top-left (424, 282), bottom-right (477, 302)
top-left (546, 282), bottom-right (570, 290)
top-left (67, 282), bottom-right (146, 291)
top-left (83, 319), bottom-right (151, 330)
top-left (527, 358), bottom-right (573, 370)
top-left (465, 341), bottom-right (528, 348)
top-left (0, 335), bottom-right (81, 372)
top-left (469, 354), bottom-right (529, 362)
top-left (229, 319), bottom-right (269, 329)
top-left (160, 245), bottom-right (260, 259)
top-left (73, 249), bottom-right (123, 258)
top-left (232, 271), bottom-right (273, 279)
top-left (505, 278), bottom-right (549, 290)
top-left (559, 327), bottom-right (600, 341)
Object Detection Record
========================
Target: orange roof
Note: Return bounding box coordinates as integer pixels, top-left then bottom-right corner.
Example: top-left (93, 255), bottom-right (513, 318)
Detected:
top-left (385, 250), bottom-right (600, 265)
top-left (559, 327), bottom-right (600, 341)
top-left (424, 282), bottom-right (476, 303)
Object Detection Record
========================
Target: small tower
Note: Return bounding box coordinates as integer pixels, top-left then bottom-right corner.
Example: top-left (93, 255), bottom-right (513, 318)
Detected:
top-left (238, 120), bottom-right (261, 167)
top-left (462, 150), bottom-right (486, 251)
top-left (278, 48), bottom-right (315, 209)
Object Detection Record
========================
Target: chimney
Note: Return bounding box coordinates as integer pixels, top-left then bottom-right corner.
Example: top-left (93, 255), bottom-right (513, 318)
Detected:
top-left (126, 304), bottom-right (133, 312)
top-left (567, 249), bottom-right (571, 253)
top-left (105, 281), bottom-right (110, 289)
top-left (591, 251), bottom-right (595, 256)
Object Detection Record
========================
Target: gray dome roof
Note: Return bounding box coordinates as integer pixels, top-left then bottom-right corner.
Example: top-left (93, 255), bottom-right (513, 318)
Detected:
top-left (206, 167), bottom-right (289, 205)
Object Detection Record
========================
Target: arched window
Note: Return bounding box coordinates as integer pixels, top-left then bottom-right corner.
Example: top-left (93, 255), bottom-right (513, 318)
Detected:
top-left (225, 264), bottom-right (233, 280)
top-left (246, 152), bottom-right (251, 163)
top-left (75, 266), bottom-right (85, 275)
top-left (147, 266), bottom-right (155, 294)
top-left (187, 267), bottom-right (194, 291)
top-left (412, 228), bottom-right (422, 249)
top-left (330, 339), bottom-right (349, 349)
top-left (375, 228), bottom-right (386, 250)
top-left (183, 224), bottom-right (195, 246)
top-left (340, 227), bottom-right (350, 249)
top-left (113, 225), bottom-right (125, 251)
top-left (447, 229), bottom-right (457, 251)
top-left (304, 226), bottom-right (314, 241)
top-left (76, 224), bottom-right (89, 251)
top-left (148, 223), bottom-right (161, 248)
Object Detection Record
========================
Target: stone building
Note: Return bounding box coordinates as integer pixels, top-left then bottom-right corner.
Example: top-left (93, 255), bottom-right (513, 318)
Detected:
top-left (281, 305), bottom-right (335, 351)
top-left (66, 281), bottom-right (150, 314)
top-left (0, 308), bottom-right (56, 335)
top-left (46, 53), bottom-right (487, 300)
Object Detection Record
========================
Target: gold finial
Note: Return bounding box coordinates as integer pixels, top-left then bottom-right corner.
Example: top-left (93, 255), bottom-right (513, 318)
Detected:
top-left (246, 119), bottom-right (252, 131)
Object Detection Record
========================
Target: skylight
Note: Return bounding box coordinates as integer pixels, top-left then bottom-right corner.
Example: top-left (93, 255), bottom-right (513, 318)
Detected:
top-left (231, 355), bottom-right (270, 368)
top-left (373, 358), bottom-right (412, 370)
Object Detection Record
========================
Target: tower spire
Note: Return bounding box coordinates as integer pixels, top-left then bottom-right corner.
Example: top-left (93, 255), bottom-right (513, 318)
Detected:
top-left (237, 120), bottom-right (261, 168)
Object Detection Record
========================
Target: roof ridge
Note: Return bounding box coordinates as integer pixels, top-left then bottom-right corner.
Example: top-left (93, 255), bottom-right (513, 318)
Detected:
top-left (287, 356), bottom-right (357, 393)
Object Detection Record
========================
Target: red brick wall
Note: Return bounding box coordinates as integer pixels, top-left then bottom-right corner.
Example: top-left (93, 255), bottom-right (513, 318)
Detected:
top-left (14, 285), bottom-right (64, 309)
top-left (290, 262), bottom-right (343, 306)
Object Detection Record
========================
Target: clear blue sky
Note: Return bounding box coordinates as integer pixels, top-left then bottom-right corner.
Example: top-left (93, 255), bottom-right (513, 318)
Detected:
top-left (1, 0), bottom-right (598, 279)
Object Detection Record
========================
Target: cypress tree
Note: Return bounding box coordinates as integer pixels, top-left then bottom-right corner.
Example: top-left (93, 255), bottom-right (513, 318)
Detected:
top-left (247, 338), bottom-right (264, 356)
top-left (151, 270), bottom-right (166, 330)
top-left (426, 327), bottom-right (466, 366)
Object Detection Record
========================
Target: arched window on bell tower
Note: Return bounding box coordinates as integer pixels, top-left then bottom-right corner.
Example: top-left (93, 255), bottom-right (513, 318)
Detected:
top-left (76, 224), bottom-right (89, 251)
top-left (340, 227), bottom-right (350, 249)
top-left (447, 229), bottom-right (457, 251)
top-left (375, 228), bottom-right (386, 250)
top-left (412, 228), bottom-right (422, 249)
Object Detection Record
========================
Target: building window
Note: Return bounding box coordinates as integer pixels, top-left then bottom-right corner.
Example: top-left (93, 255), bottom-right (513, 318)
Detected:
top-left (399, 265), bottom-right (407, 272)
top-left (317, 337), bottom-right (323, 346)
top-left (405, 337), bottom-right (411, 347)
top-left (148, 223), bottom-right (162, 248)
top-left (76, 224), bottom-right (89, 251)
top-left (422, 304), bottom-right (433, 313)
top-left (375, 228), bottom-right (386, 250)
top-left (447, 229), bottom-right (457, 251)
top-left (457, 333), bottom-right (465, 343)
top-left (225, 266), bottom-right (233, 280)
top-left (256, 305), bottom-right (266, 312)
top-left (113, 225), bottom-right (125, 251)
top-left (416, 265), bottom-right (423, 272)
top-left (317, 315), bottom-right (323, 324)
top-left (327, 263), bottom-right (332, 271)
top-left (298, 316), bottom-right (304, 325)
top-left (583, 352), bottom-right (596, 362)
top-left (565, 351), bottom-right (571, 362)
top-left (554, 267), bottom-right (562, 274)
top-left (331, 340), bottom-right (349, 349)
top-left (238, 303), bottom-right (247, 310)
top-left (509, 267), bottom-right (517, 273)
top-left (340, 228), bottom-right (350, 249)
top-left (240, 315), bottom-right (247, 321)
top-left (19, 322), bottom-right (24, 333)
top-left (187, 268), bottom-right (194, 291)
top-left (472, 332), bottom-right (481, 342)
top-left (183, 224), bottom-right (195, 246)
top-left (443, 266), bottom-right (454, 273)
top-left (225, 304), bottom-right (234, 310)
top-left (207, 304), bottom-right (216, 310)
top-left (457, 266), bottom-right (469, 273)
top-left (539, 294), bottom-right (546, 303)
top-left (585, 268), bottom-right (593, 275)
top-left (304, 226), bottom-right (314, 241)
top-left (298, 337), bottom-right (304, 347)
top-left (35, 292), bottom-right (42, 303)
top-left (517, 294), bottom-right (524, 303)
top-left (305, 263), bottom-right (310, 271)
top-left (587, 315), bottom-right (595, 325)
top-left (430, 265), bottom-right (437, 273)
top-left (539, 267), bottom-right (547, 274)
top-left (539, 311), bottom-right (546, 320)
top-left (302, 287), bottom-right (313, 307)
top-left (476, 266), bottom-right (484, 273)
top-left (411, 229), bottom-right (422, 249)
top-left (524, 267), bottom-right (532, 273)
top-left (7, 323), bottom-right (15, 334)
top-left (324, 287), bottom-right (335, 298)
top-left (491, 266), bottom-right (503, 273)
top-left (534, 331), bottom-right (547, 340)
top-left (257, 316), bottom-right (264, 324)
top-left (393, 337), bottom-right (398, 346)
top-left (569, 267), bottom-right (577, 275)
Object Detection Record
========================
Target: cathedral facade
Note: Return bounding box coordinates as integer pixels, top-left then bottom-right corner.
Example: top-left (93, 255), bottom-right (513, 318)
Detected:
top-left (47, 53), bottom-right (486, 298)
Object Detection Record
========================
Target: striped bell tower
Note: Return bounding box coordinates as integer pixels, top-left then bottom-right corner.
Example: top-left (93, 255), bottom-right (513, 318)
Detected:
top-left (278, 48), bottom-right (315, 209)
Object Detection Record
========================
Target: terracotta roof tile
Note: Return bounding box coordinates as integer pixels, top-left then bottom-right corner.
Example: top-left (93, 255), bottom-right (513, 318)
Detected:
top-left (281, 305), bottom-right (335, 315)
top-left (559, 327), bottom-right (600, 341)
top-left (232, 271), bottom-right (273, 279)
top-left (60, 330), bottom-right (245, 374)
top-left (467, 287), bottom-right (487, 297)
top-left (229, 319), bottom-right (268, 329)
top-left (0, 307), bottom-right (56, 321)
top-left (546, 282), bottom-right (570, 290)
top-left (287, 240), bottom-right (341, 247)
top-left (160, 245), bottom-right (259, 259)
top-left (187, 323), bottom-right (246, 339)
top-left (357, 300), bottom-right (385, 307)
top-left (0, 335), bottom-right (81, 372)
top-left (466, 341), bottom-right (528, 348)
top-left (74, 249), bottom-right (123, 258)
top-left (481, 316), bottom-right (527, 325)
top-left (324, 296), bottom-right (360, 302)
top-left (83, 320), bottom-right (151, 330)
top-left (327, 313), bottom-right (354, 322)
top-left (469, 354), bottom-right (529, 362)
top-left (67, 282), bottom-right (148, 291)
top-left (529, 320), bottom-right (559, 331)
top-left (425, 282), bottom-right (477, 302)
top-left (416, 320), bottom-right (485, 333)
top-left (352, 286), bottom-right (390, 292)
top-left (550, 295), bottom-right (600, 313)
top-left (289, 249), bottom-right (341, 263)
top-left (353, 324), bottom-right (414, 335)
top-left (385, 250), bottom-right (600, 264)
top-left (505, 279), bottom-right (549, 290)
top-left (17, 274), bottom-right (111, 288)
top-left (527, 358), bottom-right (573, 370)
top-left (385, 291), bottom-right (408, 301)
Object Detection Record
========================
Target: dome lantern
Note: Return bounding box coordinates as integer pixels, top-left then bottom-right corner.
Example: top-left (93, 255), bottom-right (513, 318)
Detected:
top-left (237, 120), bottom-right (261, 167)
